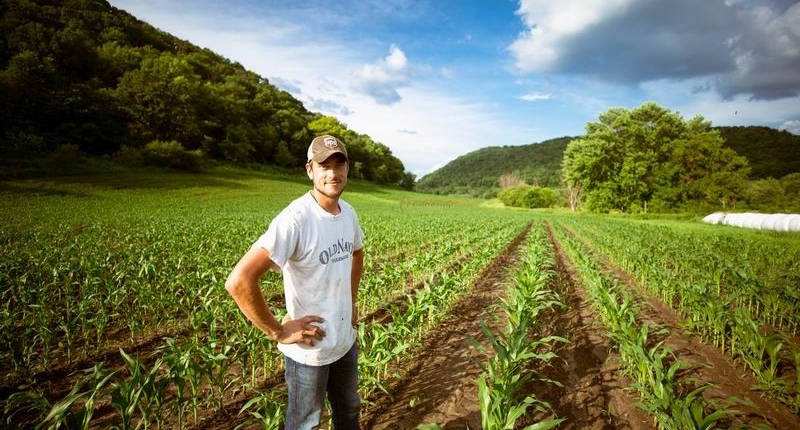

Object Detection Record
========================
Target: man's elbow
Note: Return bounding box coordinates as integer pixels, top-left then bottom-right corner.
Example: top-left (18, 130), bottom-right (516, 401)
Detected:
top-left (225, 273), bottom-right (243, 296)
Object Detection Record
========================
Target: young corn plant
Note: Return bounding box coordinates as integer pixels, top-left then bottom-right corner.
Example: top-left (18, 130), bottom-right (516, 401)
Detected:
top-left (624, 339), bottom-right (738, 430)
top-left (553, 224), bottom-right (744, 430)
top-left (357, 321), bottom-right (410, 396)
top-left (36, 363), bottom-right (117, 430)
top-left (667, 385), bottom-right (743, 430)
top-left (161, 338), bottom-right (191, 430)
top-left (3, 389), bottom-right (50, 430)
top-left (110, 349), bottom-right (167, 430)
top-left (475, 323), bottom-right (565, 430)
top-left (199, 339), bottom-right (237, 412)
top-left (234, 388), bottom-right (284, 430)
top-left (474, 229), bottom-right (567, 430)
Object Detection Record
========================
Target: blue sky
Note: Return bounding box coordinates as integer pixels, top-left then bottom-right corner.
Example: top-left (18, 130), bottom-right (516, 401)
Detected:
top-left (109, 0), bottom-right (800, 177)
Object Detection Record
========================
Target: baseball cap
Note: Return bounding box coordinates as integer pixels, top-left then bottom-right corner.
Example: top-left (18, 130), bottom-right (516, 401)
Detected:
top-left (307, 135), bottom-right (348, 163)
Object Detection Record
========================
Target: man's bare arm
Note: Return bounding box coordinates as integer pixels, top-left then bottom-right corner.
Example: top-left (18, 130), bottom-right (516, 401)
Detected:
top-left (225, 247), bottom-right (324, 345)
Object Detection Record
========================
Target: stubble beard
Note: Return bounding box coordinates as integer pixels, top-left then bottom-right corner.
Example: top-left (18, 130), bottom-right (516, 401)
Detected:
top-left (315, 182), bottom-right (345, 200)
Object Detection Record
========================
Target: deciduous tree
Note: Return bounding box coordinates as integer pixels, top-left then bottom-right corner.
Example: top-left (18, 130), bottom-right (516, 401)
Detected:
top-left (562, 102), bottom-right (749, 212)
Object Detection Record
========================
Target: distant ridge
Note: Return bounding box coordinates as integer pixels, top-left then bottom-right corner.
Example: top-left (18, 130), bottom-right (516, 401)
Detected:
top-left (716, 126), bottom-right (800, 180)
top-left (416, 127), bottom-right (799, 198)
top-left (415, 137), bottom-right (574, 198)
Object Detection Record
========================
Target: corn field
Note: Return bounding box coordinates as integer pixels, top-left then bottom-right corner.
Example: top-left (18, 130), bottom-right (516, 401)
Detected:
top-left (552, 215), bottom-right (800, 415)
top-left (1, 171), bottom-right (799, 429)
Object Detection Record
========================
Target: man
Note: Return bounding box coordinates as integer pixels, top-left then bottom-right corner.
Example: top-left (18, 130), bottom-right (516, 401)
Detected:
top-left (225, 135), bottom-right (364, 430)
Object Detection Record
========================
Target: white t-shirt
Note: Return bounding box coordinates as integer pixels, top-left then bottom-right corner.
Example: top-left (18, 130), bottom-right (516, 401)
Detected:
top-left (253, 192), bottom-right (365, 366)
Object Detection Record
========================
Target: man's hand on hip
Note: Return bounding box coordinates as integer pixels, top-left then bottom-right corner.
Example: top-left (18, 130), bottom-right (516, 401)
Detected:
top-left (278, 315), bottom-right (326, 346)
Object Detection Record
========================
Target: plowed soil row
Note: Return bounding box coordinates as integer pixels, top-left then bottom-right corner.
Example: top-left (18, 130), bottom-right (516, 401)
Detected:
top-left (359, 224), bottom-right (531, 429)
top-left (536, 224), bottom-right (653, 430)
top-left (358, 223), bottom-right (654, 429)
top-left (556, 223), bottom-right (799, 430)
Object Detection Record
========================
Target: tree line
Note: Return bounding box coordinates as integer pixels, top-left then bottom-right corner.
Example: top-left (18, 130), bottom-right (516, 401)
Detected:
top-left (418, 103), bottom-right (799, 213)
top-left (0, 0), bottom-right (414, 187)
top-left (561, 103), bottom-right (799, 213)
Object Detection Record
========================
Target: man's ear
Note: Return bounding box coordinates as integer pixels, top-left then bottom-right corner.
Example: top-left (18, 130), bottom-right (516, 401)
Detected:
top-left (306, 161), bottom-right (313, 180)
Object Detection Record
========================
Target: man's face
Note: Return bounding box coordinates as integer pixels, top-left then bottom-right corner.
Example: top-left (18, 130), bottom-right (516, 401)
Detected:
top-left (306, 153), bottom-right (349, 199)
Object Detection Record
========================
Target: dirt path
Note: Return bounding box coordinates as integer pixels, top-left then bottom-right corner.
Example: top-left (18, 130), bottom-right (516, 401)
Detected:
top-left (360, 225), bottom-right (530, 429)
top-left (531, 226), bottom-right (653, 430)
top-left (604, 268), bottom-right (800, 429)
top-left (361, 224), bottom-right (656, 430)
top-left (561, 225), bottom-right (800, 430)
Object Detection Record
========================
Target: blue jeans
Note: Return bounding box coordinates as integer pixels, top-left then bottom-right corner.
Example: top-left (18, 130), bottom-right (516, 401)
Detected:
top-left (284, 343), bottom-right (360, 430)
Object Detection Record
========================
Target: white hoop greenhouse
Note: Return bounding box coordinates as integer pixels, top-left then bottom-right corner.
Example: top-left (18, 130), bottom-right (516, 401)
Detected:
top-left (702, 212), bottom-right (800, 232)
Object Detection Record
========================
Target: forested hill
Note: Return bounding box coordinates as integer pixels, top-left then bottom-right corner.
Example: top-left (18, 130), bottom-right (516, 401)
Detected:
top-left (416, 127), bottom-right (799, 198)
top-left (415, 137), bottom-right (574, 198)
top-left (0, 0), bottom-right (412, 186)
top-left (716, 126), bottom-right (800, 180)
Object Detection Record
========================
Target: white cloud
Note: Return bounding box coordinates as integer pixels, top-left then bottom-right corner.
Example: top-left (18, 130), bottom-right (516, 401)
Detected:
top-left (385, 45), bottom-right (408, 70)
top-left (779, 119), bottom-right (800, 135)
top-left (352, 45), bottom-right (411, 104)
top-left (519, 92), bottom-right (552, 101)
top-left (508, 0), bottom-right (633, 73)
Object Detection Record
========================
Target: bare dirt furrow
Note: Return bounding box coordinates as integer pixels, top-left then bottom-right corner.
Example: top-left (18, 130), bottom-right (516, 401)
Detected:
top-left (538, 224), bottom-right (654, 430)
top-left (560, 225), bottom-right (800, 430)
top-left (360, 224), bottom-right (530, 429)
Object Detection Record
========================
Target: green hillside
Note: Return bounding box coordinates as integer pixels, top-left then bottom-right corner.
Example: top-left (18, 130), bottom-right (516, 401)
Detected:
top-left (416, 137), bottom-right (574, 198)
top-left (417, 127), bottom-right (799, 198)
top-left (0, 0), bottom-right (412, 186)
top-left (716, 126), bottom-right (800, 179)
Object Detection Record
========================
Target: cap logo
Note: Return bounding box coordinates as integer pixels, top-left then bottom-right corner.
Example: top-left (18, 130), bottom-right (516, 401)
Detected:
top-left (323, 137), bottom-right (338, 149)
